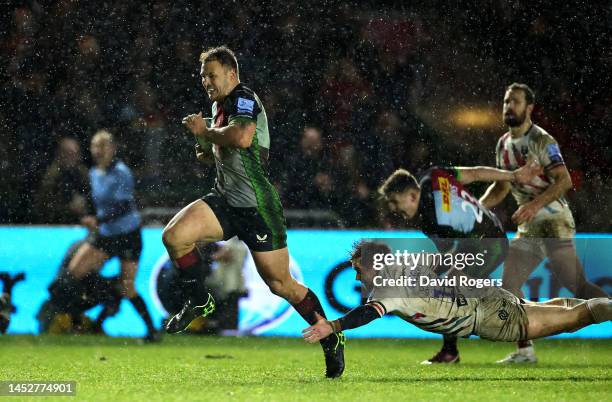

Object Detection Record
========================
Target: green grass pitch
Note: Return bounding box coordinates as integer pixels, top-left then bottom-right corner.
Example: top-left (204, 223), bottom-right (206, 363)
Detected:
top-left (0, 335), bottom-right (610, 401)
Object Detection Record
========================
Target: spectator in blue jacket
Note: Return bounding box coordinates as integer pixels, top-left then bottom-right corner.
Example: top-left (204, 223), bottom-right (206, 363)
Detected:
top-left (65, 130), bottom-right (159, 341)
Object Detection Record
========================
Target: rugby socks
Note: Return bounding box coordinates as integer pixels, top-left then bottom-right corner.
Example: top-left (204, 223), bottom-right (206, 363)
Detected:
top-left (292, 288), bottom-right (327, 324)
top-left (517, 340), bottom-right (533, 349)
top-left (129, 295), bottom-right (156, 334)
top-left (292, 289), bottom-right (338, 349)
top-left (94, 305), bottom-right (114, 333)
top-left (174, 248), bottom-right (202, 270)
top-left (586, 298), bottom-right (612, 323)
top-left (441, 334), bottom-right (459, 355)
top-left (173, 248), bottom-right (208, 301)
top-left (51, 272), bottom-right (85, 314)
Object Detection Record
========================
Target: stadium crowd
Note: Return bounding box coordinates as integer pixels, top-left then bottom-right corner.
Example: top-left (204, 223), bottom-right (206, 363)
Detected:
top-left (1, 0), bottom-right (610, 230)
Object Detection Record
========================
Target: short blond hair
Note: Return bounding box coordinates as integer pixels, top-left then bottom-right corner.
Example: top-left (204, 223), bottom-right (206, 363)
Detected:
top-left (92, 129), bottom-right (114, 145)
top-left (378, 169), bottom-right (419, 197)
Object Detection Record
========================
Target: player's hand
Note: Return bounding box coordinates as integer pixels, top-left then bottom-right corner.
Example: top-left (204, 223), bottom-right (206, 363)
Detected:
top-left (182, 112), bottom-right (207, 136)
top-left (80, 215), bottom-right (98, 230)
top-left (302, 312), bottom-right (333, 343)
top-left (513, 156), bottom-right (542, 184)
top-left (512, 201), bottom-right (540, 225)
top-left (195, 143), bottom-right (207, 161)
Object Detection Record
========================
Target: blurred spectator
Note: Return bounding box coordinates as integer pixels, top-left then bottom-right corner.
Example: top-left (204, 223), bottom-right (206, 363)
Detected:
top-left (340, 180), bottom-right (378, 228)
top-left (357, 110), bottom-right (407, 189)
top-left (34, 137), bottom-right (89, 224)
top-left (207, 238), bottom-right (248, 332)
top-left (55, 130), bottom-right (159, 342)
top-left (209, 239), bottom-right (248, 301)
top-left (284, 126), bottom-right (336, 209)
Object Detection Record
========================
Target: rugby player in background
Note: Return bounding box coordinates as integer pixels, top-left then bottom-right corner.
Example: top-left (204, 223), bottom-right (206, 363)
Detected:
top-left (302, 242), bottom-right (611, 347)
top-left (480, 83), bottom-right (609, 363)
top-left (162, 46), bottom-right (345, 378)
top-left (377, 162), bottom-right (540, 364)
top-left (62, 130), bottom-right (158, 342)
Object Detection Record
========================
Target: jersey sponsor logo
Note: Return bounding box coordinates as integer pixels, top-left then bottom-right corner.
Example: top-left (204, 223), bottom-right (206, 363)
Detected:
top-left (547, 143), bottom-right (563, 164)
top-left (438, 177), bottom-right (451, 212)
top-left (237, 97), bottom-right (255, 115)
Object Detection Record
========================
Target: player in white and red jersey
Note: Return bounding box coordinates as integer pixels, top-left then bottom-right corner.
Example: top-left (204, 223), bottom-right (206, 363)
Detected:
top-left (301, 242), bottom-right (611, 353)
top-left (480, 83), bottom-right (608, 363)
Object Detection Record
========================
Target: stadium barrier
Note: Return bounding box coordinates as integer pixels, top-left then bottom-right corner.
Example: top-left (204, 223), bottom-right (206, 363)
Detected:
top-left (141, 207), bottom-right (344, 228)
top-left (0, 226), bottom-right (610, 338)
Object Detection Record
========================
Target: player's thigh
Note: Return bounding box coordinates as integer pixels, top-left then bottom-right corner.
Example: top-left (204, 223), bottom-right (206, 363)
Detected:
top-left (548, 250), bottom-right (586, 292)
top-left (545, 241), bottom-right (588, 289)
top-left (68, 242), bottom-right (109, 278)
top-left (251, 248), bottom-right (306, 303)
top-left (502, 242), bottom-right (543, 295)
top-left (162, 199), bottom-right (224, 247)
top-left (119, 259), bottom-right (138, 298)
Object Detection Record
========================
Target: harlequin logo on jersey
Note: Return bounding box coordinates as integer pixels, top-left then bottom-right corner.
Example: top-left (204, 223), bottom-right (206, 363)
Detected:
top-left (438, 177), bottom-right (451, 212)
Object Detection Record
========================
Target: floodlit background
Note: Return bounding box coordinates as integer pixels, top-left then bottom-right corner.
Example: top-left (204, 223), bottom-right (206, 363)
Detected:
top-left (1, 0), bottom-right (610, 230)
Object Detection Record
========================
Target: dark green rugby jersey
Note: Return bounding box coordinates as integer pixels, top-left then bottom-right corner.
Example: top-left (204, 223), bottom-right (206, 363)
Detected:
top-left (209, 83), bottom-right (283, 213)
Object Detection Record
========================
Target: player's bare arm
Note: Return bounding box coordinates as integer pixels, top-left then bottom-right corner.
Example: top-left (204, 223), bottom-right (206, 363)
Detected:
top-left (194, 143), bottom-right (214, 162)
top-left (457, 159), bottom-right (541, 185)
top-left (303, 304), bottom-right (383, 343)
top-left (183, 112), bottom-right (256, 148)
top-left (479, 180), bottom-right (511, 209)
top-left (512, 164), bottom-right (572, 225)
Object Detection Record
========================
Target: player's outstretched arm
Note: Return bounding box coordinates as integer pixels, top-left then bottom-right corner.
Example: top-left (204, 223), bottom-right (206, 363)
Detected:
top-left (456, 157), bottom-right (542, 185)
top-left (479, 181), bottom-right (511, 209)
top-left (302, 304), bottom-right (383, 343)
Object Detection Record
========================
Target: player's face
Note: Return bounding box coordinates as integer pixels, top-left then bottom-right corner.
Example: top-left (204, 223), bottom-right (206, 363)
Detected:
top-left (201, 61), bottom-right (234, 102)
top-left (351, 260), bottom-right (374, 287)
top-left (90, 137), bottom-right (115, 167)
top-left (503, 90), bottom-right (530, 127)
top-left (386, 191), bottom-right (418, 220)
top-left (352, 260), bottom-right (363, 282)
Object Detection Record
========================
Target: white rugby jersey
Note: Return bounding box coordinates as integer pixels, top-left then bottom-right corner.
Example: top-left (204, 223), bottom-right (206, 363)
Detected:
top-left (495, 124), bottom-right (567, 207)
top-left (367, 264), bottom-right (494, 338)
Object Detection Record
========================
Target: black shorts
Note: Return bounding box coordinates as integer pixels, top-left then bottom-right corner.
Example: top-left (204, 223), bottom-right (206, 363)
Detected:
top-left (202, 192), bottom-right (287, 252)
top-left (87, 228), bottom-right (143, 261)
